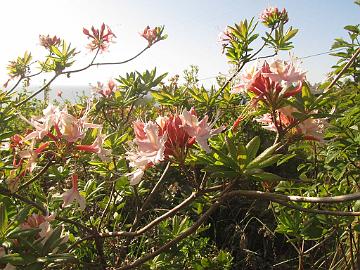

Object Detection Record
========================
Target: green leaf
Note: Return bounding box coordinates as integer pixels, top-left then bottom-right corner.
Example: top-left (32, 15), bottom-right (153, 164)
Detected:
top-left (247, 143), bottom-right (280, 169)
top-left (284, 28), bottom-right (298, 41)
top-left (50, 45), bottom-right (63, 58)
top-left (0, 131), bottom-right (15, 141)
top-left (42, 225), bottom-right (63, 255)
top-left (8, 228), bottom-right (41, 239)
top-left (245, 136), bottom-right (260, 161)
top-left (0, 202), bottom-right (8, 233)
top-left (301, 81), bottom-right (313, 108)
top-left (257, 154), bottom-right (283, 168)
top-left (251, 171), bottom-right (283, 181)
top-left (0, 253), bottom-right (36, 266)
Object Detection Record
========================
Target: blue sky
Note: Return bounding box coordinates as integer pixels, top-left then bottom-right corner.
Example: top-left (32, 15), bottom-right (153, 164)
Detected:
top-left (0, 0), bottom-right (359, 96)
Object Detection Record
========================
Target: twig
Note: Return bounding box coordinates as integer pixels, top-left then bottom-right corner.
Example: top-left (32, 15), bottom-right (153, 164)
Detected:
top-left (18, 159), bottom-right (54, 190)
top-left (324, 47), bottom-right (360, 93)
top-left (118, 198), bottom-right (223, 270)
top-left (224, 190), bottom-right (360, 204)
top-left (0, 187), bottom-right (47, 213)
top-left (97, 182), bottom-right (115, 230)
top-left (116, 180), bottom-right (237, 269)
top-left (15, 45), bottom-right (154, 106)
top-left (273, 200), bottom-right (360, 217)
top-left (15, 74), bottom-right (59, 107)
top-left (141, 162), bottom-right (170, 212)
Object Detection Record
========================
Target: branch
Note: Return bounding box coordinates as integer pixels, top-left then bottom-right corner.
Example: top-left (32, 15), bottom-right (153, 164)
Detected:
top-left (273, 200), bottom-right (360, 217)
top-left (116, 181), bottom-right (237, 269)
top-left (324, 47), bottom-right (360, 92)
top-left (224, 190), bottom-right (360, 204)
top-left (15, 45), bottom-right (153, 106)
top-left (18, 159), bottom-right (54, 190)
top-left (93, 46), bottom-right (150, 66)
top-left (15, 74), bottom-right (59, 107)
top-left (118, 198), bottom-right (222, 270)
top-left (141, 162), bottom-right (171, 212)
top-left (0, 187), bottom-right (47, 213)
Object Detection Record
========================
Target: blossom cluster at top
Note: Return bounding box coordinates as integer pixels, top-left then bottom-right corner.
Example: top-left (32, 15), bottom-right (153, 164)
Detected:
top-left (92, 79), bottom-right (117, 98)
top-left (126, 108), bottom-right (225, 185)
top-left (140, 26), bottom-right (163, 47)
top-left (259, 7), bottom-right (289, 28)
top-left (83, 23), bottom-right (116, 52)
top-left (232, 58), bottom-right (306, 107)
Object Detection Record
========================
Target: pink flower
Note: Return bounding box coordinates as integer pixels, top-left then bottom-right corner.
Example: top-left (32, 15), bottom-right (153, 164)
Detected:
top-left (17, 140), bottom-right (49, 173)
top-left (57, 109), bottom-right (83, 142)
top-left (232, 59), bottom-right (305, 106)
top-left (20, 104), bottom-right (60, 141)
top-left (126, 121), bottom-right (167, 185)
top-left (231, 62), bottom-right (261, 94)
top-left (61, 174), bottom-right (86, 210)
top-left (263, 58), bottom-right (306, 88)
top-left (298, 118), bottom-right (327, 142)
top-left (259, 7), bottom-right (288, 27)
top-left (56, 90), bottom-right (63, 97)
top-left (21, 213), bottom-right (56, 243)
top-left (76, 133), bottom-right (111, 162)
top-left (140, 26), bottom-right (158, 46)
top-left (39, 34), bottom-right (61, 49)
top-left (180, 108), bottom-right (225, 153)
top-left (57, 105), bottom-right (102, 143)
top-left (218, 27), bottom-right (232, 46)
top-left (83, 23), bottom-right (116, 52)
top-left (256, 106), bottom-right (327, 142)
top-left (255, 113), bottom-right (278, 132)
top-left (93, 79), bottom-right (116, 98)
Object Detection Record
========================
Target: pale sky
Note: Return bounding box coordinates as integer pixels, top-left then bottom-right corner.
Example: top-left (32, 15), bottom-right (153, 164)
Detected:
top-left (1, 0), bottom-right (359, 97)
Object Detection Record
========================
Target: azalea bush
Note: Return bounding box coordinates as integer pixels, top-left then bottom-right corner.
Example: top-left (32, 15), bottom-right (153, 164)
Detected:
top-left (0, 4), bottom-right (359, 270)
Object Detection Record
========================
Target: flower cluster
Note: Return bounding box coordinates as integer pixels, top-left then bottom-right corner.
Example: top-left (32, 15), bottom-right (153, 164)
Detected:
top-left (21, 213), bottom-right (68, 248)
top-left (218, 27), bottom-right (233, 53)
top-left (259, 7), bottom-right (288, 28)
top-left (39, 34), bottom-right (61, 49)
top-left (126, 108), bottom-right (224, 185)
top-left (140, 26), bottom-right (161, 47)
top-left (83, 23), bottom-right (116, 52)
top-left (14, 103), bottom-right (111, 178)
top-left (92, 79), bottom-right (117, 98)
top-left (232, 58), bottom-right (306, 107)
top-left (21, 213), bottom-right (56, 242)
top-left (256, 106), bottom-right (327, 142)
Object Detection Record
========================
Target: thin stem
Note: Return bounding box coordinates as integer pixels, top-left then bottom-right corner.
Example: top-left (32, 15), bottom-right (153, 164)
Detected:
top-left (18, 159), bottom-right (54, 190)
top-left (97, 181), bottom-right (115, 230)
top-left (141, 162), bottom-right (170, 212)
top-left (325, 47), bottom-right (360, 92)
top-left (15, 74), bottom-right (59, 107)
top-left (0, 187), bottom-right (47, 213)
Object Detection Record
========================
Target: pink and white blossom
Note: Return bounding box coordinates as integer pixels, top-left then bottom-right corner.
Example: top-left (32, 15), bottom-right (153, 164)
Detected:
top-left (93, 80), bottom-right (116, 98)
top-left (17, 140), bottom-right (49, 173)
top-left (256, 106), bottom-right (326, 142)
top-left (263, 58), bottom-right (306, 88)
top-left (259, 7), bottom-right (288, 27)
top-left (20, 104), bottom-right (60, 141)
top-left (140, 26), bottom-right (158, 46)
top-left (76, 133), bottom-right (111, 162)
top-left (232, 59), bottom-right (306, 106)
top-left (180, 108), bottom-right (225, 153)
top-left (61, 175), bottom-right (86, 210)
top-left (83, 23), bottom-right (116, 52)
top-left (231, 62), bottom-right (261, 94)
top-left (126, 121), bottom-right (167, 185)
